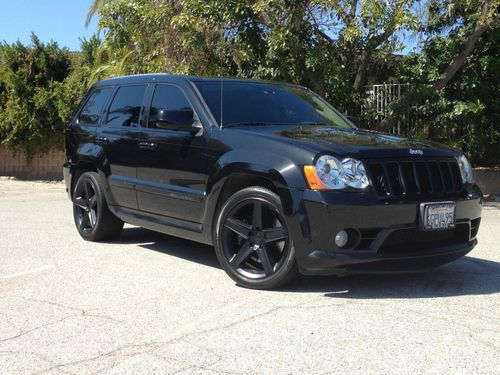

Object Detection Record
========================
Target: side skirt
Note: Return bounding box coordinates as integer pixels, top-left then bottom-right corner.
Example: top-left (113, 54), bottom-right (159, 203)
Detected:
top-left (109, 205), bottom-right (212, 245)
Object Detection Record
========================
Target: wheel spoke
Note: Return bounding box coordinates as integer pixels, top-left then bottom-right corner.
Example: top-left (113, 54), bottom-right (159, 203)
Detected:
top-left (89, 195), bottom-right (98, 208)
top-left (262, 227), bottom-right (288, 244)
top-left (74, 197), bottom-right (87, 209)
top-left (83, 180), bottom-right (92, 199)
top-left (89, 209), bottom-right (97, 227)
top-left (257, 247), bottom-right (274, 275)
top-left (229, 240), bottom-right (254, 268)
top-left (224, 218), bottom-right (251, 239)
top-left (252, 201), bottom-right (262, 229)
top-left (80, 211), bottom-right (89, 228)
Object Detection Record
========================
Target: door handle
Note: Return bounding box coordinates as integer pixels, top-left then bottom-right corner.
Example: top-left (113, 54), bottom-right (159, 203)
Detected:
top-left (96, 136), bottom-right (109, 144)
top-left (139, 141), bottom-right (157, 150)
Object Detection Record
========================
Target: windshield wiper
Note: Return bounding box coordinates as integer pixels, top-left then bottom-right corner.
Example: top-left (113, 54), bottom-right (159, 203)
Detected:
top-left (297, 121), bottom-right (328, 126)
top-left (223, 121), bottom-right (334, 128)
top-left (223, 122), bottom-right (273, 128)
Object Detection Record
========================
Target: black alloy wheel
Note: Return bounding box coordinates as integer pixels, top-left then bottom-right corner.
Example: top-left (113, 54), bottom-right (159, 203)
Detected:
top-left (73, 171), bottom-right (123, 241)
top-left (215, 187), bottom-right (297, 289)
top-left (74, 178), bottom-right (98, 233)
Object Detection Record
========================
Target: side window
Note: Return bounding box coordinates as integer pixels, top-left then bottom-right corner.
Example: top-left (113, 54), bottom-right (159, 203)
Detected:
top-left (106, 85), bottom-right (147, 127)
top-left (76, 87), bottom-right (112, 126)
top-left (148, 85), bottom-right (194, 129)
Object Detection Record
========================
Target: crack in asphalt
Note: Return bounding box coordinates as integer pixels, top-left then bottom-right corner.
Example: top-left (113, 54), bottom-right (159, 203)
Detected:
top-left (23, 297), bottom-right (85, 313)
top-left (4, 296), bottom-right (499, 373)
top-left (0, 316), bottom-right (75, 344)
top-left (36, 339), bottom-right (181, 375)
top-left (33, 300), bottom-right (352, 373)
top-left (0, 349), bottom-right (77, 375)
top-left (23, 297), bottom-right (129, 324)
top-left (3, 296), bottom-right (499, 373)
top-left (0, 298), bottom-right (129, 345)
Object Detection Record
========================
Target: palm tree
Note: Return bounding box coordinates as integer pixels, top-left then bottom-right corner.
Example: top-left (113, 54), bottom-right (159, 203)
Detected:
top-left (85, 0), bottom-right (114, 26)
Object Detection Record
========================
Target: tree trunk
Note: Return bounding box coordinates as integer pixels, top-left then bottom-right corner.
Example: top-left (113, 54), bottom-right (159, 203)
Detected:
top-left (352, 29), bottom-right (392, 93)
top-left (432, 21), bottom-right (492, 91)
top-left (353, 49), bottom-right (371, 93)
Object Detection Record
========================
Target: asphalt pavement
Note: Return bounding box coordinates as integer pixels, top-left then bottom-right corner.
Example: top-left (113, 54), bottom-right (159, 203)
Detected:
top-left (1, 180), bottom-right (499, 374)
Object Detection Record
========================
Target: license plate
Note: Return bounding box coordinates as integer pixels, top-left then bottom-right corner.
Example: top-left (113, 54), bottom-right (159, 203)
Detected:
top-left (420, 202), bottom-right (456, 231)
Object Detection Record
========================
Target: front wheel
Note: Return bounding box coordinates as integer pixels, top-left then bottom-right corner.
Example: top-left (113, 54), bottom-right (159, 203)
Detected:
top-left (73, 171), bottom-right (124, 241)
top-left (214, 187), bottom-right (298, 289)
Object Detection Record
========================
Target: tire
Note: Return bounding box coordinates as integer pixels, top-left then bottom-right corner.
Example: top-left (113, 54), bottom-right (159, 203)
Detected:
top-left (214, 186), bottom-right (298, 289)
top-left (72, 171), bottom-right (124, 241)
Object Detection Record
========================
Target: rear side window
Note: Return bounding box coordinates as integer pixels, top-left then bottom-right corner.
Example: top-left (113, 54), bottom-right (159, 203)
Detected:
top-left (76, 87), bottom-right (112, 126)
top-left (106, 85), bottom-right (147, 127)
top-left (148, 85), bottom-right (193, 129)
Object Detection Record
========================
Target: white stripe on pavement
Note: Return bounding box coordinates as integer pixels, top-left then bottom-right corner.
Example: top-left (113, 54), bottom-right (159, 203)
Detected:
top-left (1, 265), bottom-right (55, 279)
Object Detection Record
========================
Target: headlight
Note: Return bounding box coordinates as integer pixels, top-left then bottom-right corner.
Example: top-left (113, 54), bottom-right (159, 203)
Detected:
top-left (457, 154), bottom-right (473, 184)
top-left (303, 155), bottom-right (370, 190)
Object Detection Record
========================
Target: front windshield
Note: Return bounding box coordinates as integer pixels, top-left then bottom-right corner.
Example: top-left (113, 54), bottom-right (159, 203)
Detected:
top-left (194, 81), bottom-right (353, 128)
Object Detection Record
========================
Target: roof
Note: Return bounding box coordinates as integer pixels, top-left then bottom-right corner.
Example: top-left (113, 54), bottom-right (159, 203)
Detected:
top-left (94, 73), bottom-right (302, 88)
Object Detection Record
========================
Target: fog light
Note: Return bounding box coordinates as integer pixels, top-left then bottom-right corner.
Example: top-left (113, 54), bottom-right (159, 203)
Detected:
top-left (335, 230), bottom-right (348, 248)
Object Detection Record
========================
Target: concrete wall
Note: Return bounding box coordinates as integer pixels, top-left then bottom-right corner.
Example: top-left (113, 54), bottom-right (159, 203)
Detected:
top-left (0, 146), bottom-right (65, 180)
top-left (474, 169), bottom-right (500, 196)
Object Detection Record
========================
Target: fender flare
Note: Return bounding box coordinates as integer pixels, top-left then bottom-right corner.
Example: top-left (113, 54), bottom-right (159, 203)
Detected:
top-left (67, 143), bottom-right (111, 199)
top-left (203, 150), bottom-right (307, 226)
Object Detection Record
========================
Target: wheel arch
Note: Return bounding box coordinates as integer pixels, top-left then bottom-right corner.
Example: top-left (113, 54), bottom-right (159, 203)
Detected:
top-left (202, 156), bottom-right (307, 244)
top-left (208, 160), bottom-right (303, 213)
top-left (70, 162), bottom-right (98, 199)
top-left (67, 143), bottom-right (108, 199)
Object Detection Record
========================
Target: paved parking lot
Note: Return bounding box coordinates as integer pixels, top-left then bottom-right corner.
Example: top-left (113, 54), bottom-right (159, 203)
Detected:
top-left (0, 180), bottom-right (499, 374)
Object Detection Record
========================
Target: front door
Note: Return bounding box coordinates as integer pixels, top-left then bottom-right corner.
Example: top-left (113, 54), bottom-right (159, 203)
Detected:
top-left (97, 84), bottom-right (148, 210)
top-left (136, 83), bottom-right (212, 223)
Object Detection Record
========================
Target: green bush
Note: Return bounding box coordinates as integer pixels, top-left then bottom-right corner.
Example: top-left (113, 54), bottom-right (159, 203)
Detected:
top-left (0, 34), bottom-right (72, 159)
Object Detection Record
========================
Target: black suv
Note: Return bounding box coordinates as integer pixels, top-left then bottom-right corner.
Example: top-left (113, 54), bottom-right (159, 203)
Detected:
top-left (64, 74), bottom-right (482, 289)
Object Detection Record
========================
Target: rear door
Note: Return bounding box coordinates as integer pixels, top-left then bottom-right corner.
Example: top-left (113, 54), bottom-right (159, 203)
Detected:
top-left (97, 84), bottom-right (149, 210)
top-left (136, 83), bottom-right (212, 223)
top-left (68, 86), bottom-right (114, 157)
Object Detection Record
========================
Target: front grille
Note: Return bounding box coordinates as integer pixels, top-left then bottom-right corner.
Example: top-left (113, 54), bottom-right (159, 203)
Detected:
top-left (365, 158), bottom-right (463, 199)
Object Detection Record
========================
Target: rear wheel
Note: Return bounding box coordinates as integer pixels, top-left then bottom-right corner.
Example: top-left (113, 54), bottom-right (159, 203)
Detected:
top-left (73, 171), bottom-right (123, 241)
top-left (214, 186), bottom-right (298, 289)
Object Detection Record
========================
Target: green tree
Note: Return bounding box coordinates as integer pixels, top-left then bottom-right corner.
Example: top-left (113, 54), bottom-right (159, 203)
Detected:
top-left (379, 0), bottom-right (499, 131)
top-left (85, 0), bottom-right (421, 112)
top-left (389, 19), bottom-right (500, 164)
top-left (83, 0), bottom-right (500, 164)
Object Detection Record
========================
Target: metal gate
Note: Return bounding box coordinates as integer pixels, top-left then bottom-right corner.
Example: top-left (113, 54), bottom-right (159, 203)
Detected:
top-left (362, 83), bottom-right (420, 136)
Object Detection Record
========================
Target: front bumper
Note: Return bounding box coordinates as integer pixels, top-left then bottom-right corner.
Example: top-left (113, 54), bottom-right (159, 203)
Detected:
top-left (287, 185), bottom-right (482, 276)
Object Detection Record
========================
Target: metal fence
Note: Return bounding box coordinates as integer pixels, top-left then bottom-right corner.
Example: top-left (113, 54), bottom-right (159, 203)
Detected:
top-left (361, 83), bottom-right (421, 136)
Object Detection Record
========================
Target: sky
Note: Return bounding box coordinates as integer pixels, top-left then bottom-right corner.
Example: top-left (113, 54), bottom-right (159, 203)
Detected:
top-left (0, 0), bottom-right (98, 51)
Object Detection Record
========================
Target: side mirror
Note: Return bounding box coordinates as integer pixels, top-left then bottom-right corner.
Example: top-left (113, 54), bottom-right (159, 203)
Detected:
top-left (346, 115), bottom-right (359, 126)
top-left (151, 108), bottom-right (198, 132)
top-left (78, 114), bottom-right (99, 125)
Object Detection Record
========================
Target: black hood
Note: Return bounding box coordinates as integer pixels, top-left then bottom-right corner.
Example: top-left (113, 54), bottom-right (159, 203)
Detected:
top-left (233, 125), bottom-right (460, 159)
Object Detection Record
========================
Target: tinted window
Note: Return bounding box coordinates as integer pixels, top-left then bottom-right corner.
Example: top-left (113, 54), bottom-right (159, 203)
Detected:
top-left (77, 87), bottom-right (112, 126)
top-left (106, 85), bottom-right (147, 127)
top-left (148, 85), bottom-right (193, 129)
top-left (195, 81), bottom-right (352, 128)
